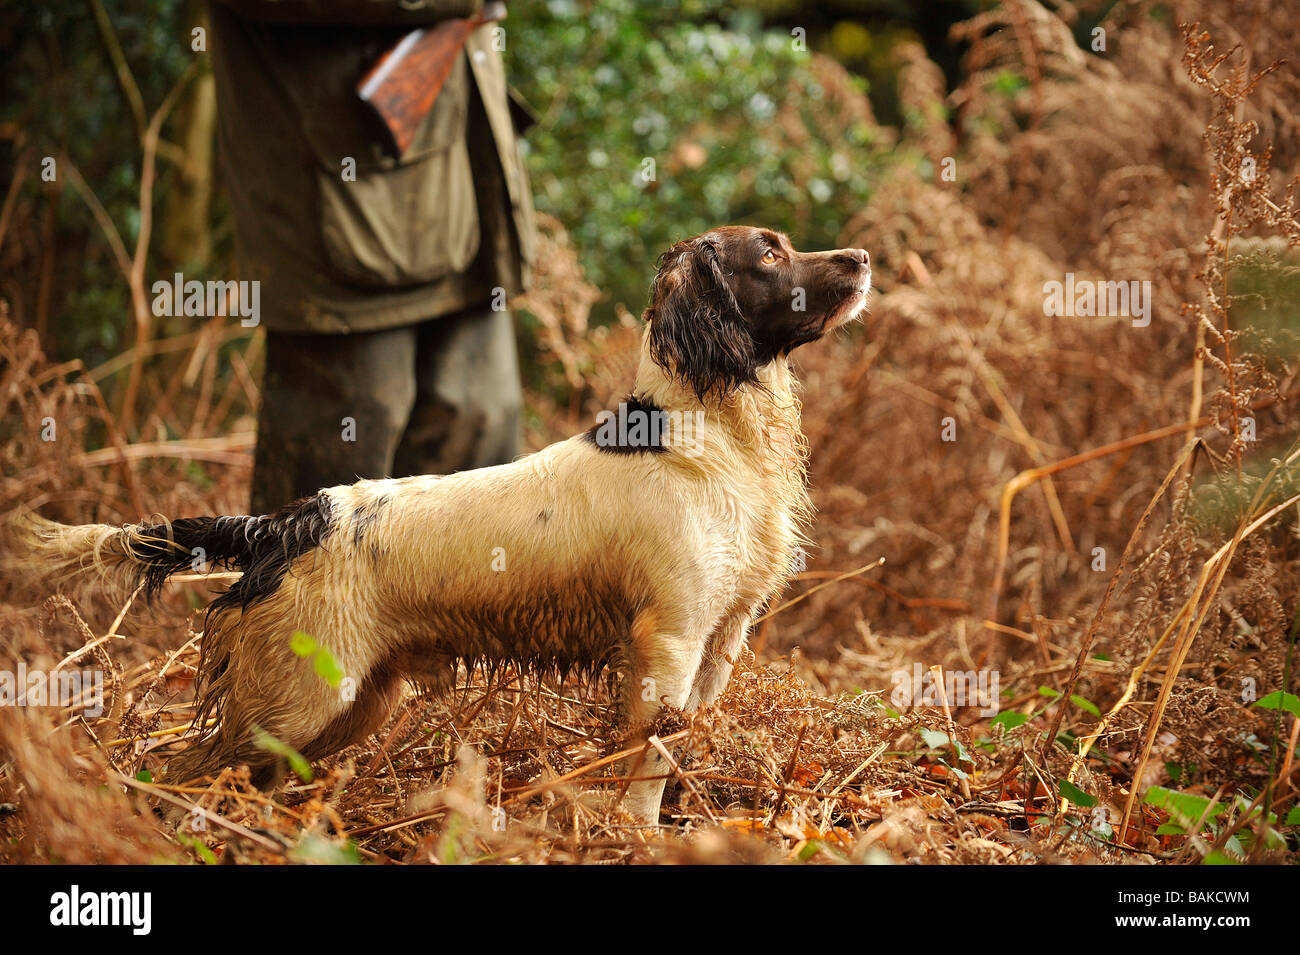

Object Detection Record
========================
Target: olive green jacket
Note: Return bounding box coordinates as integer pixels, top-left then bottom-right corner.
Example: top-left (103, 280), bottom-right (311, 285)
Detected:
top-left (209, 0), bottom-right (536, 333)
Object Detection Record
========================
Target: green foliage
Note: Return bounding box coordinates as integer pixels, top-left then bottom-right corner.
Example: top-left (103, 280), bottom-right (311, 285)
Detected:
top-left (987, 70), bottom-right (1029, 96)
top-left (1144, 786), bottom-right (1225, 826)
top-left (1058, 779), bottom-right (1095, 808)
top-left (507, 0), bottom-right (884, 321)
top-left (1069, 694), bottom-right (1101, 717)
top-left (287, 832), bottom-right (362, 865)
top-left (917, 727), bottom-right (950, 750)
top-left (1201, 850), bottom-right (1238, 865)
top-left (3, 0), bottom-right (202, 363)
top-left (1252, 690), bottom-right (1300, 716)
top-left (1228, 247), bottom-right (1300, 363)
top-left (979, 706), bottom-right (1048, 753)
top-left (290, 630), bottom-right (344, 688)
top-left (177, 833), bottom-right (218, 864)
top-left (989, 710), bottom-right (1029, 732)
top-left (1144, 786), bottom-right (1287, 862)
top-left (796, 840), bottom-right (823, 861)
top-left (917, 727), bottom-right (972, 778)
top-left (251, 726), bottom-right (313, 783)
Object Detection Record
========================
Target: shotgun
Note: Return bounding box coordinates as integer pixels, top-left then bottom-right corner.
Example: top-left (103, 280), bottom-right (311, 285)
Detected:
top-left (357, 2), bottom-right (506, 158)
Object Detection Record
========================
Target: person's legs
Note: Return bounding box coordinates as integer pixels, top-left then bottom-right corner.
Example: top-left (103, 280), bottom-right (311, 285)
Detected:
top-left (392, 306), bottom-right (523, 477)
top-left (251, 326), bottom-right (417, 514)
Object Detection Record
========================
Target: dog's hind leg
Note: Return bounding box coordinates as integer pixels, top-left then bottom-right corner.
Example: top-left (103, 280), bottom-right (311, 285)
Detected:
top-left (166, 659), bottom-right (361, 791)
top-left (299, 657), bottom-right (407, 765)
top-left (164, 662), bottom-right (404, 837)
top-left (165, 592), bottom-right (396, 790)
top-left (299, 643), bottom-right (460, 766)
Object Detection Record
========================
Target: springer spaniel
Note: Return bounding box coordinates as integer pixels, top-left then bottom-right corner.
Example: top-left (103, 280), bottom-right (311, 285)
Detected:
top-left (21, 226), bottom-right (871, 823)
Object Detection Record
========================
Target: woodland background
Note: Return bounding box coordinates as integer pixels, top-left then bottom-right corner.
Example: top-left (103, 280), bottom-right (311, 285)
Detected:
top-left (1, 0), bottom-right (1298, 864)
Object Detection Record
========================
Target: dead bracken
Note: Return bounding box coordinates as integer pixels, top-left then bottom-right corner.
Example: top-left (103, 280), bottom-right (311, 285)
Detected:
top-left (1, 0), bottom-right (1298, 864)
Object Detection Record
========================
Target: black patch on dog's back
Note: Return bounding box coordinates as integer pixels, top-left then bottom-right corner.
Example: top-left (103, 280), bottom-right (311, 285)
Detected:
top-left (581, 395), bottom-right (670, 455)
top-left (132, 493), bottom-right (335, 611)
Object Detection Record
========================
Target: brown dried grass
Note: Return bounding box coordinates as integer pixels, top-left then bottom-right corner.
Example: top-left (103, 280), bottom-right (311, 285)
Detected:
top-left (2, 0), bottom-right (1298, 864)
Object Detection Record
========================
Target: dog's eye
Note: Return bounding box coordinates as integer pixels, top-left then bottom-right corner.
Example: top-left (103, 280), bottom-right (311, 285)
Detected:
top-left (760, 249), bottom-right (778, 265)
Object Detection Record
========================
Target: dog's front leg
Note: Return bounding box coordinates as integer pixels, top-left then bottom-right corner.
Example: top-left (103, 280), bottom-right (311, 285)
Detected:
top-left (686, 613), bottom-right (751, 710)
top-left (616, 615), bottom-right (709, 824)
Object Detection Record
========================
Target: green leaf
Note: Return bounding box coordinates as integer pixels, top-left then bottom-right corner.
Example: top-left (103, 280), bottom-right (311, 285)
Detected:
top-left (1202, 850), bottom-right (1240, 865)
top-left (312, 648), bottom-right (344, 687)
top-left (1037, 686), bottom-right (1062, 700)
top-left (252, 726), bottom-right (313, 783)
top-left (990, 710), bottom-right (1030, 731)
top-left (177, 834), bottom-right (217, 865)
top-left (134, 769), bottom-right (153, 783)
top-left (1144, 786), bottom-right (1223, 831)
top-left (989, 70), bottom-right (1029, 95)
top-left (1070, 694), bottom-right (1101, 717)
top-left (288, 832), bottom-right (362, 865)
top-left (1155, 821), bottom-right (1187, 835)
top-left (1285, 806), bottom-right (1300, 827)
top-left (950, 738), bottom-right (973, 766)
top-left (289, 631), bottom-right (318, 657)
top-left (918, 728), bottom-right (950, 750)
top-left (1058, 779), bottom-right (1096, 807)
top-left (1252, 691), bottom-right (1300, 716)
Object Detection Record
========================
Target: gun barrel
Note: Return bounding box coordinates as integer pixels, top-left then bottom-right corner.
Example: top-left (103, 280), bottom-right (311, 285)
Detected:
top-left (357, 4), bottom-right (509, 158)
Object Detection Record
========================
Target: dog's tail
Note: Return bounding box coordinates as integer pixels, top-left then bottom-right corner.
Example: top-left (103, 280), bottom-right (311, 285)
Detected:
top-left (10, 494), bottom-right (335, 602)
top-left (12, 511), bottom-right (260, 598)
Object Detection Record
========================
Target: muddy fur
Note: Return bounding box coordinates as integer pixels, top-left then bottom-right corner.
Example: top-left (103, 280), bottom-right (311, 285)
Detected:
top-left (13, 227), bottom-right (870, 821)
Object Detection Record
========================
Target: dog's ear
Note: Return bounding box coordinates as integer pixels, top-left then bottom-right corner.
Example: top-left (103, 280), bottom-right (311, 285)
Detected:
top-left (646, 235), bottom-right (757, 400)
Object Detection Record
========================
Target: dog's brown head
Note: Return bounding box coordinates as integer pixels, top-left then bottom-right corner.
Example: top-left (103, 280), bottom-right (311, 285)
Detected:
top-left (645, 226), bottom-right (870, 399)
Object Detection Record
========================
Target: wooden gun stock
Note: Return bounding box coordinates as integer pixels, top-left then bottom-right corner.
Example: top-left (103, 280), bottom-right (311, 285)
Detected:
top-left (357, 2), bottom-right (506, 157)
